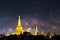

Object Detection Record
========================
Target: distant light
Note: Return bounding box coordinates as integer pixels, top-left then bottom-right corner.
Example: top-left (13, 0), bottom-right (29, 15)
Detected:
top-left (26, 27), bottom-right (32, 32)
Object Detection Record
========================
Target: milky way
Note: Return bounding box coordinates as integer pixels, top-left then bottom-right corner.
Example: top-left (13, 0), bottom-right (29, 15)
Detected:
top-left (0, 0), bottom-right (60, 34)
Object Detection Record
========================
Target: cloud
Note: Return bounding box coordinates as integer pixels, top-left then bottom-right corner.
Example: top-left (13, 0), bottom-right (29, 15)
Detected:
top-left (26, 27), bottom-right (32, 32)
top-left (52, 26), bottom-right (56, 29)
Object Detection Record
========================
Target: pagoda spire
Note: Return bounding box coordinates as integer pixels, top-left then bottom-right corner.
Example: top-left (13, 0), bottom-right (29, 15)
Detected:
top-left (34, 25), bottom-right (39, 35)
top-left (12, 15), bottom-right (24, 35)
top-left (18, 15), bottom-right (21, 26)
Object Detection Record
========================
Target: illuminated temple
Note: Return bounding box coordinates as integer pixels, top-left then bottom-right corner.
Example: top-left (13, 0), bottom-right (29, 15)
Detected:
top-left (12, 15), bottom-right (40, 35)
top-left (12, 16), bottom-right (24, 35)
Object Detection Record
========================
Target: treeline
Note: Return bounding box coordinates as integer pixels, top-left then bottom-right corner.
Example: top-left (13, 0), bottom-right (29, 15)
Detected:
top-left (0, 32), bottom-right (60, 40)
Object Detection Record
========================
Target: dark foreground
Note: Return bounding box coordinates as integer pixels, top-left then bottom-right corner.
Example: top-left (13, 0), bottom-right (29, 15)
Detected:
top-left (0, 32), bottom-right (60, 40)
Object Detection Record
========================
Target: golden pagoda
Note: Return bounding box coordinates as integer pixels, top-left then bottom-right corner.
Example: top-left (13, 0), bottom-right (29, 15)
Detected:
top-left (12, 16), bottom-right (24, 35)
top-left (5, 33), bottom-right (10, 36)
top-left (41, 30), bottom-right (46, 36)
top-left (34, 25), bottom-right (39, 35)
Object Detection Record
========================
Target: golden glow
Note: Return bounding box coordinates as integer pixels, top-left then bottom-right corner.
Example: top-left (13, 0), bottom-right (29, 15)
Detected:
top-left (5, 33), bottom-right (10, 36)
top-left (42, 30), bottom-right (44, 35)
top-left (34, 25), bottom-right (38, 35)
top-left (41, 30), bottom-right (46, 36)
top-left (12, 16), bottom-right (24, 35)
top-left (49, 35), bottom-right (52, 39)
top-left (51, 33), bottom-right (55, 36)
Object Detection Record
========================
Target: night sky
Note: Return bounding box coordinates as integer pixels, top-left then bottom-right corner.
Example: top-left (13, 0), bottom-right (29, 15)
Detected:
top-left (0, 0), bottom-right (60, 34)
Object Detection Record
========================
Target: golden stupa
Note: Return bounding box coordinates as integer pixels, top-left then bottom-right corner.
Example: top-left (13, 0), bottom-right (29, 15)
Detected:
top-left (41, 30), bottom-right (46, 36)
top-left (12, 16), bottom-right (24, 35)
top-left (34, 25), bottom-right (39, 35)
